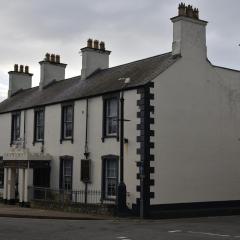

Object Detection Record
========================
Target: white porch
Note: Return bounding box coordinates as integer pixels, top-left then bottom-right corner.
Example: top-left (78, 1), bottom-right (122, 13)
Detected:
top-left (3, 147), bottom-right (52, 205)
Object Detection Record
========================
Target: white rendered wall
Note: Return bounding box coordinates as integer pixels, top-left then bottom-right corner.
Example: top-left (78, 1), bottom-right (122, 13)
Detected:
top-left (0, 113), bottom-right (11, 153)
top-left (151, 56), bottom-right (240, 205)
top-left (0, 89), bottom-right (140, 207)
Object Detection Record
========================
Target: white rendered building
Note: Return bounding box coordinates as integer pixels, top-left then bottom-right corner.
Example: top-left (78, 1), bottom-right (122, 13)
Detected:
top-left (0, 4), bottom-right (240, 217)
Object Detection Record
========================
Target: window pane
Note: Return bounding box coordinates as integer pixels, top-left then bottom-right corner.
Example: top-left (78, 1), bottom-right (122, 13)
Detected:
top-left (67, 107), bottom-right (73, 121)
top-left (63, 106), bottom-right (73, 139)
top-left (62, 159), bottom-right (73, 191)
top-left (105, 98), bottom-right (118, 135)
top-left (105, 159), bottom-right (118, 197)
top-left (35, 110), bottom-right (44, 141)
top-left (12, 114), bottom-right (20, 141)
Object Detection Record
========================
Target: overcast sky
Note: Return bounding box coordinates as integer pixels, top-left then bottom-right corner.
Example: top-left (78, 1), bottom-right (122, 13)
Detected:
top-left (0, 0), bottom-right (239, 101)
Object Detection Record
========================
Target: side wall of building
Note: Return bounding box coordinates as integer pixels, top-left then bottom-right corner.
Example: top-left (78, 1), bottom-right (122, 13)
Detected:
top-left (151, 57), bottom-right (240, 205)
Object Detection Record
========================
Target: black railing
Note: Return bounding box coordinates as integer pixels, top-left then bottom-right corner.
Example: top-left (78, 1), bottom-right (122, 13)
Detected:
top-left (28, 186), bottom-right (115, 205)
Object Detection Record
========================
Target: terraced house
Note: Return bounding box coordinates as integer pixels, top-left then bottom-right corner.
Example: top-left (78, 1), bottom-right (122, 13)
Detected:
top-left (0, 4), bottom-right (240, 217)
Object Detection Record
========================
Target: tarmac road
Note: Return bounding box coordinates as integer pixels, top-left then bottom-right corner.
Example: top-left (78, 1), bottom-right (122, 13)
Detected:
top-left (0, 215), bottom-right (240, 240)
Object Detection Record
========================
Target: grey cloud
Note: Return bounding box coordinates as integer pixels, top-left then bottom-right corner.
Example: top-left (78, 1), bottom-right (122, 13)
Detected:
top-left (0, 0), bottom-right (239, 100)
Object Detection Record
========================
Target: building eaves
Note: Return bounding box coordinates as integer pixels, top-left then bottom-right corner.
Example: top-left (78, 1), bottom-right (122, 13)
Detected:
top-left (0, 52), bottom-right (180, 114)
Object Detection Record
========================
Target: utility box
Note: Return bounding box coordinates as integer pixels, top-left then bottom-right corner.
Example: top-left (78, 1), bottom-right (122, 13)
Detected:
top-left (81, 159), bottom-right (91, 183)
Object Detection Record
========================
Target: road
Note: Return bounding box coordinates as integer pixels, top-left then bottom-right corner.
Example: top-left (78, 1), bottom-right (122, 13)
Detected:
top-left (0, 216), bottom-right (240, 239)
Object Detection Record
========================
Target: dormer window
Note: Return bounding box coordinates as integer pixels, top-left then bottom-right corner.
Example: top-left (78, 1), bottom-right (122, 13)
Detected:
top-left (11, 112), bottom-right (21, 144)
top-left (61, 103), bottom-right (74, 143)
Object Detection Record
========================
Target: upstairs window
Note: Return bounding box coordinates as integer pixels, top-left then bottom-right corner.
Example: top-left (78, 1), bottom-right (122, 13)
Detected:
top-left (106, 98), bottom-right (118, 135)
top-left (61, 103), bottom-right (74, 143)
top-left (102, 94), bottom-right (119, 141)
top-left (34, 108), bottom-right (44, 143)
top-left (11, 112), bottom-right (21, 144)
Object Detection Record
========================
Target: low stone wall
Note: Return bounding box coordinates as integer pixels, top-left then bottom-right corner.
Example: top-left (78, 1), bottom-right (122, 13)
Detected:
top-left (31, 200), bottom-right (116, 216)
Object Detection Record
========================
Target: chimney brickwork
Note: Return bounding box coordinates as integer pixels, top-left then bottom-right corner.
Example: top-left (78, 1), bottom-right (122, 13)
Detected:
top-left (8, 64), bottom-right (33, 97)
top-left (80, 39), bottom-right (111, 80)
top-left (39, 53), bottom-right (67, 90)
top-left (171, 3), bottom-right (208, 59)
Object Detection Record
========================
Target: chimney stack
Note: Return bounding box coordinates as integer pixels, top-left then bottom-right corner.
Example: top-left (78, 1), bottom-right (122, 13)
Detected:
top-left (39, 53), bottom-right (67, 90)
top-left (8, 64), bottom-right (33, 97)
top-left (80, 38), bottom-right (111, 80)
top-left (171, 3), bottom-right (207, 59)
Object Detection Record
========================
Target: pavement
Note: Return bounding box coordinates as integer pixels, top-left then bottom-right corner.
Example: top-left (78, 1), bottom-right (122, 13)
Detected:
top-left (0, 203), bottom-right (112, 220)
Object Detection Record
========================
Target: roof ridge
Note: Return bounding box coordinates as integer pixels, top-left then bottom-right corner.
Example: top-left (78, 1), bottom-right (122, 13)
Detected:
top-left (9, 52), bottom-right (173, 94)
top-left (103, 52), bottom-right (172, 72)
top-left (0, 51), bottom-right (179, 113)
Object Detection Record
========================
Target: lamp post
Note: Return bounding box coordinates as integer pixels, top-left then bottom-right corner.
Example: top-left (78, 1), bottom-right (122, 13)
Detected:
top-left (117, 77), bottom-right (130, 214)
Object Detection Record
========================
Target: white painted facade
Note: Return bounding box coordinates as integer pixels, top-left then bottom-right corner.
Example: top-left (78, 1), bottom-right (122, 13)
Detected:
top-left (0, 90), bottom-right (140, 208)
top-left (0, 4), bottom-right (240, 213)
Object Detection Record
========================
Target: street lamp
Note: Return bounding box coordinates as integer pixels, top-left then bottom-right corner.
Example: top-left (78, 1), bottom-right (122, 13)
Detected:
top-left (116, 77), bottom-right (130, 214)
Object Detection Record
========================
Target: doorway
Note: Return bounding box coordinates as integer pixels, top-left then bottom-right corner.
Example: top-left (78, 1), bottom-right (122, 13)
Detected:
top-left (33, 168), bottom-right (50, 199)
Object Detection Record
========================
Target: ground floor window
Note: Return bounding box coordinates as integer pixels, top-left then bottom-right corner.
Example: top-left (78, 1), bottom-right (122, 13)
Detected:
top-left (59, 156), bottom-right (73, 191)
top-left (102, 155), bottom-right (119, 198)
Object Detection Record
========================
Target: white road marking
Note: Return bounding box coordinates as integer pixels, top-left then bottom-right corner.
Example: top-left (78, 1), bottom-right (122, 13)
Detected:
top-left (188, 231), bottom-right (230, 237)
top-left (116, 237), bottom-right (131, 240)
top-left (168, 230), bottom-right (182, 233)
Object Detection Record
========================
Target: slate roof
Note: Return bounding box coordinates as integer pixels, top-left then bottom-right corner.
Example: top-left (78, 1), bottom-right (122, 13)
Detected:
top-left (0, 52), bottom-right (180, 114)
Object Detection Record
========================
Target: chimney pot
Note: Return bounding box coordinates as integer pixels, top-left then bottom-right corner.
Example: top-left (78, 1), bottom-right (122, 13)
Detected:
top-left (193, 8), bottom-right (199, 19)
top-left (14, 64), bottom-right (18, 72)
top-left (50, 54), bottom-right (56, 62)
top-left (93, 40), bottom-right (99, 49)
top-left (100, 41), bottom-right (105, 50)
top-left (25, 66), bottom-right (29, 74)
top-left (186, 5), bottom-right (194, 18)
top-left (45, 53), bottom-right (50, 61)
top-left (87, 38), bottom-right (93, 48)
top-left (178, 2), bottom-right (186, 16)
top-left (56, 55), bottom-right (60, 63)
top-left (19, 65), bottom-right (24, 73)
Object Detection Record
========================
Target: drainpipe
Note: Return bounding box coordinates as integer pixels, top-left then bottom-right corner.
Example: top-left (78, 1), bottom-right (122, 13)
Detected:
top-left (84, 98), bottom-right (89, 159)
top-left (23, 110), bottom-right (26, 148)
top-left (84, 98), bottom-right (89, 204)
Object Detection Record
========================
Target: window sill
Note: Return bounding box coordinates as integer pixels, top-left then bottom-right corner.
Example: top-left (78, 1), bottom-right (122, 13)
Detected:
top-left (33, 140), bottom-right (44, 146)
top-left (101, 135), bottom-right (119, 142)
top-left (60, 138), bottom-right (74, 144)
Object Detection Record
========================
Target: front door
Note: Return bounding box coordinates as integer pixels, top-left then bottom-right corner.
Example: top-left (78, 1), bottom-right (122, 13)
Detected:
top-left (33, 168), bottom-right (50, 199)
top-left (33, 168), bottom-right (50, 187)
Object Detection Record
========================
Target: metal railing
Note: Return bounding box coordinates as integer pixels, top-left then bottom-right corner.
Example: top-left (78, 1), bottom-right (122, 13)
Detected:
top-left (28, 186), bottom-right (115, 205)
